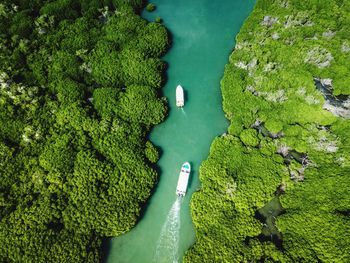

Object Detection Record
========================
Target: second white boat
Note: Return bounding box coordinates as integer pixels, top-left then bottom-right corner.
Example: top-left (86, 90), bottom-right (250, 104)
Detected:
top-left (176, 85), bottom-right (184, 107)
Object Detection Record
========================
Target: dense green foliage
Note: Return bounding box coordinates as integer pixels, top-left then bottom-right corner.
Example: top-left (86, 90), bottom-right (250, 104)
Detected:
top-left (146, 3), bottom-right (155, 12)
top-left (185, 0), bottom-right (350, 262)
top-left (0, 0), bottom-right (169, 262)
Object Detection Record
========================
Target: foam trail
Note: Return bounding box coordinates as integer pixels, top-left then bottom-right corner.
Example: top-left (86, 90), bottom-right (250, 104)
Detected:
top-left (181, 108), bottom-right (187, 117)
top-left (154, 197), bottom-right (182, 263)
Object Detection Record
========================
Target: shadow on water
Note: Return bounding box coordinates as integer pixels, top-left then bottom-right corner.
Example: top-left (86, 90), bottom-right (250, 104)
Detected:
top-left (183, 89), bottom-right (189, 105)
top-left (159, 62), bottom-right (169, 93)
top-left (186, 162), bottom-right (195, 190)
top-left (101, 238), bottom-right (112, 263)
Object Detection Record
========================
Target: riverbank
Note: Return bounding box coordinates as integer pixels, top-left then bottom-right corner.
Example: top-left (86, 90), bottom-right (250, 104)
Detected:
top-left (185, 1), bottom-right (350, 262)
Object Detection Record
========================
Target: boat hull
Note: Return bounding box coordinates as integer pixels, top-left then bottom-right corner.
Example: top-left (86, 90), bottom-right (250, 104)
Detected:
top-left (176, 162), bottom-right (191, 196)
top-left (176, 85), bottom-right (184, 107)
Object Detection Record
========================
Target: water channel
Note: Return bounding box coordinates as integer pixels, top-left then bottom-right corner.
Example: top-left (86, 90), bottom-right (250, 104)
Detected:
top-left (106, 1), bottom-right (255, 262)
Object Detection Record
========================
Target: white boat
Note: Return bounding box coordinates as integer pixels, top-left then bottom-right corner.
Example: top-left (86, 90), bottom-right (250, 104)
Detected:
top-left (176, 85), bottom-right (184, 107)
top-left (176, 162), bottom-right (191, 197)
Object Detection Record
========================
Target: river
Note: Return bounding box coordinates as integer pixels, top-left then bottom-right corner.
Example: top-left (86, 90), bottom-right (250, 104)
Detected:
top-left (105, 1), bottom-right (255, 262)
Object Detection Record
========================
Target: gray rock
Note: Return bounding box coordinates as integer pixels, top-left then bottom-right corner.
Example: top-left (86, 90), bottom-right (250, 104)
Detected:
top-left (323, 101), bottom-right (350, 119)
top-left (305, 47), bottom-right (333, 68)
top-left (341, 42), bottom-right (350, 53)
top-left (322, 30), bottom-right (336, 39)
top-left (272, 33), bottom-right (280, 40)
top-left (261, 16), bottom-right (279, 27)
top-left (320, 78), bottom-right (333, 87)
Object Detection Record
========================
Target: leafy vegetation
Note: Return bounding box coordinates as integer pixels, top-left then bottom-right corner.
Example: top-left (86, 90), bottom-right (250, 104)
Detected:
top-left (185, 0), bottom-right (350, 262)
top-left (0, 0), bottom-right (169, 262)
top-left (146, 3), bottom-right (156, 12)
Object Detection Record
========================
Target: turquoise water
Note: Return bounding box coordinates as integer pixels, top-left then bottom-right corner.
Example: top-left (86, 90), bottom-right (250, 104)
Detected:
top-left (106, 1), bottom-right (255, 262)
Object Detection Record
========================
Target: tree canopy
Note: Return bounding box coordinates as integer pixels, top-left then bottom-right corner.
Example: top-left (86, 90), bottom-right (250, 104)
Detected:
top-left (0, 0), bottom-right (169, 262)
top-left (185, 0), bottom-right (350, 262)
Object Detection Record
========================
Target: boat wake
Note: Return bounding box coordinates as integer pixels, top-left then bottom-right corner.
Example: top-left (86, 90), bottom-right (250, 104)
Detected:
top-left (154, 197), bottom-right (182, 263)
top-left (181, 108), bottom-right (187, 117)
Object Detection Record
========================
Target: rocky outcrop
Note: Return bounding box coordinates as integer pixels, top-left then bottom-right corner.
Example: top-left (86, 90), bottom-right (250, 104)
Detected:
top-left (341, 42), bottom-right (350, 53)
top-left (284, 12), bottom-right (313, 28)
top-left (272, 33), bottom-right (280, 40)
top-left (247, 86), bottom-right (287, 103)
top-left (235, 58), bottom-right (257, 70)
top-left (315, 78), bottom-right (350, 119)
top-left (323, 101), bottom-right (350, 119)
top-left (305, 47), bottom-right (333, 68)
top-left (322, 30), bottom-right (336, 39)
top-left (261, 16), bottom-right (279, 27)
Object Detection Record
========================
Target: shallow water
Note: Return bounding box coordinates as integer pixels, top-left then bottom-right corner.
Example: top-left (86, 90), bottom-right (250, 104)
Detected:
top-left (106, 1), bottom-right (255, 262)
